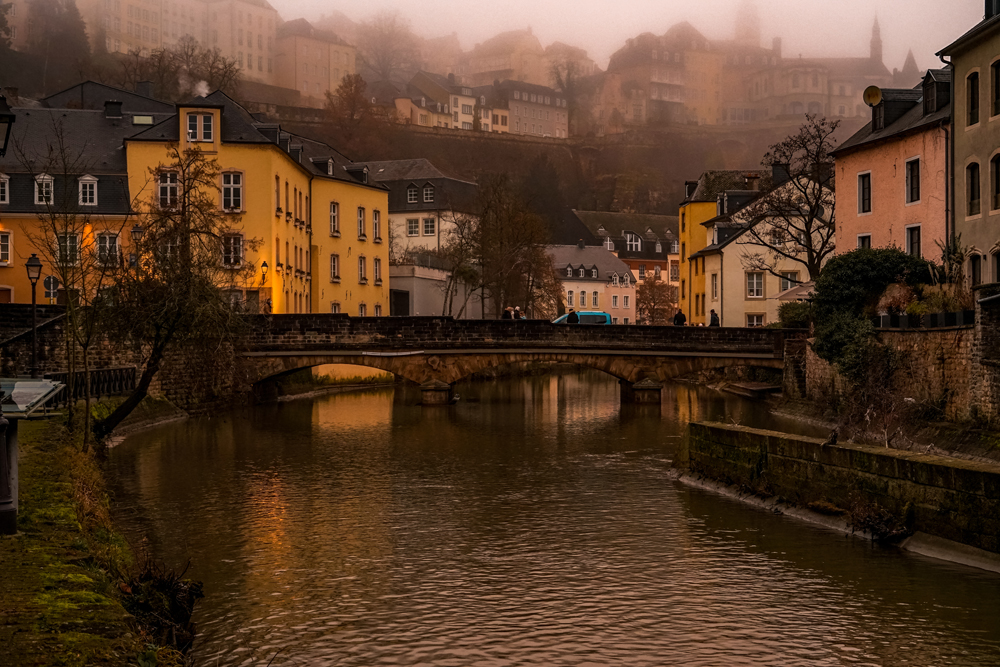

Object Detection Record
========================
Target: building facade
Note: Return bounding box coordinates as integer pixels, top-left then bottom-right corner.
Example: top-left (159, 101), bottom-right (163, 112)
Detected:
top-left (549, 243), bottom-right (637, 324)
top-left (274, 18), bottom-right (356, 108)
top-left (832, 70), bottom-right (951, 258)
top-left (940, 2), bottom-right (1000, 285)
top-left (570, 210), bottom-right (680, 290)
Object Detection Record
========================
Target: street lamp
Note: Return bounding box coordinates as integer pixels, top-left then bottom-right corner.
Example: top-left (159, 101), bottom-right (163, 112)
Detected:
top-left (25, 254), bottom-right (42, 379)
top-left (0, 94), bottom-right (15, 158)
top-left (130, 225), bottom-right (144, 242)
top-left (261, 260), bottom-right (268, 283)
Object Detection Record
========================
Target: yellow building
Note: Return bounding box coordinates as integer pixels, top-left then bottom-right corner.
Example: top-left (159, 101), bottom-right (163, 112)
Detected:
top-left (0, 89), bottom-right (388, 316)
top-left (678, 170), bottom-right (763, 324)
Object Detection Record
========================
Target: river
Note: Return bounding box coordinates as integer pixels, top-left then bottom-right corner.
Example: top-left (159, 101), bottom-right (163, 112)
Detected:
top-left (109, 371), bottom-right (1000, 666)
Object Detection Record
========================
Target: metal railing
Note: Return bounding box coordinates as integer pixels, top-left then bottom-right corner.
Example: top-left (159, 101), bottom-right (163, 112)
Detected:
top-left (45, 367), bottom-right (137, 407)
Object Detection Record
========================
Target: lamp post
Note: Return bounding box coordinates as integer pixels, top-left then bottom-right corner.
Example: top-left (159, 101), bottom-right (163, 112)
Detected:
top-left (261, 260), bottom-right (269, 284)
top-left (0, 94), bottom-right (15, 158)
top-left (25, 254), bottom-right (42, 378)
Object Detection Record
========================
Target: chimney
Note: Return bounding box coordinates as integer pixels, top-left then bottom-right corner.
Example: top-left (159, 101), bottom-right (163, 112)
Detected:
top-left (578, 238), bottom-right (585, 249)
top-left (136, 80), bottom-right (154, 98)
top-left (772, 163), bottom-right (791, 186)
top-left (104, 100), bottom-right (123, 118)
top-left (744, 173), bottom-right (761, 191)
top-left (772, 37), bottom-right (782, 58)
top-left (988, 0), bottom-right (999, 19)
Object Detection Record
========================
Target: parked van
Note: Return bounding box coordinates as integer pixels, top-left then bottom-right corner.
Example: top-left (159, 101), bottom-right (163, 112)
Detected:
top-left (551, 311), bottom-right (613, 325)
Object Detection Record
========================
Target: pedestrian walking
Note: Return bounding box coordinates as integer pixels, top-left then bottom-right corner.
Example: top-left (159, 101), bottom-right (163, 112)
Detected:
top-left (566, 308), bottom-right (580, 324)
top-left (501, 306), bottom-right (514, 320)
top-left (514, 306), bottom-right (525, 320)
top-left (673, 309), bottom-right (687, 326)
top-left (709, 310), bottom-right (720, 327)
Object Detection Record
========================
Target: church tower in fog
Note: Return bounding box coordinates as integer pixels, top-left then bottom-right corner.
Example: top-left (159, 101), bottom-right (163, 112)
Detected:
top-left (735, 0), bottom-right (762, 48)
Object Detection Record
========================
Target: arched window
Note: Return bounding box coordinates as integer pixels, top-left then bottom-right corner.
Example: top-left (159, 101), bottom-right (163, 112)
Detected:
top-left (991, 155), bottom-right (1000, 211)
top-left (591, 268), bottom-right (598, 279)
top-left (969, 72), bottom-right (981, 126)
top-left (566, 266), bottom-right (573, 277)
top-left (968, 162), bottom-right (982, 216)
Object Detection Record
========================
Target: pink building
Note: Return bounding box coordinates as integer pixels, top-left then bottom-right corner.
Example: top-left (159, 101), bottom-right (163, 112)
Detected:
top-left (832, 70), bottom-right (951, 258)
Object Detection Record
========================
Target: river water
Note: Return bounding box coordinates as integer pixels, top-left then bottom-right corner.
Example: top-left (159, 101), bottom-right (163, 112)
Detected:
top-left (109, 371), bottom-right (1000, 666)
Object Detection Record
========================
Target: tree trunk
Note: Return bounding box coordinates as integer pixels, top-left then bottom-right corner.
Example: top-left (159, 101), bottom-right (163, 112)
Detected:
top-left (82, 345), bottom-right (91, 454)
top-left (93, 345), bottom-right (165, 440)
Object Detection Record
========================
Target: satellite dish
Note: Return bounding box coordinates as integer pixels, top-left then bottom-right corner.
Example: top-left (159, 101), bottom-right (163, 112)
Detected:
top-left (863, 86), bottom-right (883, 108)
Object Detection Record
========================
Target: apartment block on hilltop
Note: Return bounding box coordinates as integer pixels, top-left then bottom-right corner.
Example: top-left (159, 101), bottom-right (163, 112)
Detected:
top-left (832, 70), bottom-right (951, 258)
top-left (454, 28), bottom-right (548, 87)
top-left (939, 0), bottom-right (1000, 286)
top-left (274, 18), bottom-right (356, 108)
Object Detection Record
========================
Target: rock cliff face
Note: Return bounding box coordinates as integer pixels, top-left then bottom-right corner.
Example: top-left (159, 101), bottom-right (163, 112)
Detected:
top-left (284, 117), bottom-right (866, 218)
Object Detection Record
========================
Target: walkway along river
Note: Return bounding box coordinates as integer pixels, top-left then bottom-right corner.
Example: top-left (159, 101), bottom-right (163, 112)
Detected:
top-left (108, 371), bottom-right (1000, 666)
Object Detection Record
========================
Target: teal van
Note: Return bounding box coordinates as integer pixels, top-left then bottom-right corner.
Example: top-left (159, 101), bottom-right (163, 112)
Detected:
top-left (551, 311), bottom-right (613, 325)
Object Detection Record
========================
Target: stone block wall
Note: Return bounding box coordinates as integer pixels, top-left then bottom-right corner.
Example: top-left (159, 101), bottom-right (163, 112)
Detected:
top-left (973, 284), bottom-right (1000, 426)
top-left (687, 422), bottom-right (1000, 554)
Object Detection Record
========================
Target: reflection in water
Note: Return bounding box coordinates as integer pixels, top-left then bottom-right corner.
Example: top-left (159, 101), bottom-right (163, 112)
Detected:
top-left (109, 372), bottom-right (1000, 666)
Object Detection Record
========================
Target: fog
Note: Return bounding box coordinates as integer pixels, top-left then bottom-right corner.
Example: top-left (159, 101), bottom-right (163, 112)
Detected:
top-left (273, 0), bottom-right (981, 72)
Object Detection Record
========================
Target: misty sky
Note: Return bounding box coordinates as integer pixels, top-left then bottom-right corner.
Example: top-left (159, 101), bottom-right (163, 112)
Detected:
top-left (272, 0), bottom-right (983, 73)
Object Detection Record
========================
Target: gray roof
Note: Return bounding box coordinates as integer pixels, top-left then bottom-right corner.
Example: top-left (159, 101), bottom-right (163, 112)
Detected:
top-left (548, 245), bottom-right (636, 282)
top-left (572, 210), bottom-right (678, 242)
top-left (833, 92), bottom-right (950, 157)
top-left (687, 170), bottom-right (768, 203)
top-left (363, 158), bottom-right (471, 184)
top-left (42, 81), bottom-right (174, 114)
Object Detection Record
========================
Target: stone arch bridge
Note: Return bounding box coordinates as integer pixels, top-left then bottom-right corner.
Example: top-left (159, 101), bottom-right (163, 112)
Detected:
top-left (244, 316), bottom-right (808, 404)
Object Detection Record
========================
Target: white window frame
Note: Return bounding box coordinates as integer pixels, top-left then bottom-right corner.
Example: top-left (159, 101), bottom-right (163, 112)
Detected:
top-left (0, 174), bottom-right (8, 204)
top-left (567, 290), bottom-right (574, 306)
top-left (711, 273), bottom-right (718, 300)
top-left (359, 303), bottom-right (367, 317)
top-left (592, 292), bottom-right (599, 307)
top-left (612, 295), bottom-right (619, 308)
top-left (747, 313), bottom-right (765, 328)
top-left (97, 232), bottom-right (119, 266)
top-left (57, 232), bottom-right (81, 266)
top-left (591, 268), bottom-right (598, 279)
top-left (780, 271), bottom-right (799, 292)
top-left (329, 202), bottom-right (340, 236)
top-left (187, 113), bottom-right (213, 141)
top-left (357, 207), bottom-right (366, 239)
top-left (423, 218), bottom-right (435, 236)
top-left (0, 230), bottom-right (10, 265)
top-left (35, 174), bottom-right (53, 205)
top-left (222, 172), bottom-right (243, 211)
top-left (612, 274), bottom-right (619, 286)
top-left (407, 186), bottom-right (418, 204)
top-left (374, 257), bottom-right (382, 284)
top-left (330, 254), bottom-right (340, 281)
top-left (373, 210), bottom-right (381, 241)
top-left (626, 233), bottom-right (641, 252)
top-left (222, 234), bottom-right (244, 267)
top-left (746, 271), bottom-right (764, 298)
top-left (358, 255), bottom-right (367, 283)
top-left (374, 304), bottom-right (382, 317)
top-left (407, 218), bottom-right (419, 236)
top-left (159, 171), bottom-right (179, 209)
top-left (78, 175), bottom-right (98, 206)
top-left (423, 185), bottom-right (434, 203)
top-left (331, 302), bottom-right (341, 314)
top-left (857, 171), bottom-right (872, 215)
top-left (905, 224), bottom-right (922, 258)
top-left (623, 295), bottom-right (630, 309)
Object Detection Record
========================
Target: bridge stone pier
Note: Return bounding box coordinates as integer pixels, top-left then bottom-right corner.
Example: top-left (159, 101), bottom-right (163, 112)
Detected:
top-left (242, 316), bottom-right (807, 405)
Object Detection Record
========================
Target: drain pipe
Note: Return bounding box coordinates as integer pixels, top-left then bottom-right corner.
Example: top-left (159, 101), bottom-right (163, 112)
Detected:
top-left (940, 52), bottom-right (955, 244)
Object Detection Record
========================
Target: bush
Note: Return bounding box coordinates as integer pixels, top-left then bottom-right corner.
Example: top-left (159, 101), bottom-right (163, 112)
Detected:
top-left (778, 301), bottom-right (812, 329)
top-left (813, 248), bottom-right (934, 322)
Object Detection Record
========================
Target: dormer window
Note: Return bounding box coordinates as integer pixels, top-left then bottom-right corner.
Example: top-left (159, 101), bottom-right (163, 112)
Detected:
top-left (604, 237), bottom-right (615, 251)
top-left (873, 102), bottom-right (885, 131)
top-left (566, 266), bottom-right (573, 277)
top-left (79, 175), bottom-right (98, 206)
top-left (591, 268), bottom-right (598, 278)
top-left (671, 240), bottom-right (679, 254)
top-left (421, 97), bottom-right (426, 107)
top-left (423, 185), bottom-right (434, 203)
top-left (187, 113), bottom-right (213, 142)
top-left (578, 268), bottom-right (585, 277)
top-left (623, 275), bottom-right (631, 287)
top-left (34, 174), bottom-right (53, 205)
top-left (327, 160), bottom-right (334, 176)
top-left (407, 185), bottom-right (418, 204)
top-left (625, 233), bottom-right (641, 252)
top-left (655, 241), bottom-right (662, 253)
top-left (612, 273), bottom-right (620, 286)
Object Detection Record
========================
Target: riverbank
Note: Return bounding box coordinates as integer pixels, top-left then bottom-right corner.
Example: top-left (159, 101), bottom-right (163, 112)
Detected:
top-left (0, 421), bottom-right (151, 666)
top-left (678, 421), bottom-right (1000, 573)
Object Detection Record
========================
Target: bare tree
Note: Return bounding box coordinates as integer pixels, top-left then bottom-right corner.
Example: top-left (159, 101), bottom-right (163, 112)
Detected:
top-left (551, 60), bottom-right (582, 136)
top-left (13, 119), bottom-right (132, 450)
top-left (324, 74), bottom-right (394, 158)
top-left (635, 275), bottom-right (676, 325)
top-left (94, 145), bottom-right (261, 438)
top-left (737, 114), bottom-right (838, 281)
top-left (355, 11), bottom-right (419, 83)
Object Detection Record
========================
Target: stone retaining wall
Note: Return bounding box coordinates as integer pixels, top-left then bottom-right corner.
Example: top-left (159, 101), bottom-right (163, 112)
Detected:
top-left (686, 422), bottom-right (1000, 554)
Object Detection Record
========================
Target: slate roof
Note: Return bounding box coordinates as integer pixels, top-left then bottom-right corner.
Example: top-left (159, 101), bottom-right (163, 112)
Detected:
top-left (359, 159), bottom-right (476, 214)
top-left (832, 87), bottom-right (951, 157)
top-left (686, 170), bottom-right (768, 203)
top-left (42, 81), bottom-right (174, 113)
top-left (548, 244), bottom-right (636, 283)
top-left (572, 210), bottom-right (679, 243)
top-left (364, 159), bottom-right (467, 183)
top-left (277, 18), bottom-right (351, 46)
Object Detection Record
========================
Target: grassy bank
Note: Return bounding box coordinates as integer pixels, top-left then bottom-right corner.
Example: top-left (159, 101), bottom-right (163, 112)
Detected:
top-left (0, 419), bottom-right (185, 666)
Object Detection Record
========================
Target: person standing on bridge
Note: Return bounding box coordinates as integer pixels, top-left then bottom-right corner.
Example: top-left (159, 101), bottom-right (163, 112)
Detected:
top-left (567, 309), bottom-right (580, 324)
top-left (501, 307), bottom-right (515, 320)
top-left (514, 306), bottom-right (525, 320)
top-left (710, 310), bottom-right (720, 327)
top-left (673, 309), bottom-right (687, 326)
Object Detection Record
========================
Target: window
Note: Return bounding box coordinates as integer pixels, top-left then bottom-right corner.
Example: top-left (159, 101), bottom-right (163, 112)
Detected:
top-left (358, 256), bottom-right (367, 283)
top-left (222, 172), bottom-right (242, 210)
top-left (746, 272), bottom-right (763, 298)
top-left (747, 314), bottom-right (764, 328)
top-left (579, 291), bottom-right (587, 307)
top-left (187, 113), bottom-right (213, 141)
top-left (374, 304), bottom-right (382, 317)
top-left (222, 235), bottom-right (243, 266)
top-left (711, 273), bottom-right (718, 300)
top-left (638, 264), bottom-right (646, 279)
top-left (357, 207), bottom-right (366, 238)
top-left (0, 174), bottom-right (8, 204)
top-left (359, 304), bottom-right (367, 317)
top-left (626, 233), bottom-right (641, 252)
top-left (407, 219), bottom-right (419, 236)
top-left (623, 295), bottom-right (630, 309)
top-left (873, 103), bottom-right (885, 131)
top-left (330, 254), bottom-right (340, 281)
top-left (374, 257), bottom-right (382, 284)
top-left (462, 104), bottom-right (472, 114)
top-left (591, 268), bottom-right (598, 279)
top-left (0, 231), bottom-right (10, 264)
top-left (97, 233), bottom-right (118, 265)
top-left (76, 175), bottom-right (98, 206)
top-left (612, 295), bottom-right (619, 308)
top-left (373, 210), bottom-right (381, 241)
top-left (993, 61), bottom-right (1000, 117)
top-left (780, 271), bottom-right (799, 292)
top-left (624, 275), bottom-right (630, 287)
top-left (992, 155), bottom-right (1000, 211)
top-left (858, 173), bottom-right (872, 213)
top-left (624, 318), bottom-right (630, 325)
top-left (971, 254), bottom-right (983, 286)
top-left (57, 233), bottom-right (80, 265)
top-left (968, 162), bottom-right (982, 216)
top-left (671, 240), bottom-right (679, 254)
top-left (612, 318), bottom-right (619, 324)
top-left (604, 237), bottom-right (615, 251)
top-left (567, 290), bottom-right (574, 306)
top-left (330, 202), bottom-right (340, 235)
top-left (407, 186), bottom-right (418, 203)
top-left (857, 234), bottom-right (872, 249)
top-left (566, 266), bottom-right (573, 278)
top-left (592, 293), bottom-right (599, 307)
top-left (423, 185), bottom-right (434, 203)
top-left (35, 175), bottom-right (53, 205)
top-left (612, 274), bottom-right (619, 286)
top-left (159, 172), bottom-right (178, 208)
top-left (906, 226), bottom-right (922, 258)
top-left (905, 159), bottom-right (920, 203)
top-left (423, 218), bottom-right (435, 236)
top-left (969, 72), bottom-right (981, 126)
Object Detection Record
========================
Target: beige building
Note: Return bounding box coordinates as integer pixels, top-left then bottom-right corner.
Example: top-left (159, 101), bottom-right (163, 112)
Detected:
top-left (4, 0), bottom-right (29, 51)
top-left (455, 28), bottom-right (548, 87)
top-left (549, 244), bottom-right (638, 324)
top-left (274, 18), bottom-right (355, 107)
top-left (497, 80), bottom-right (570, 138)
